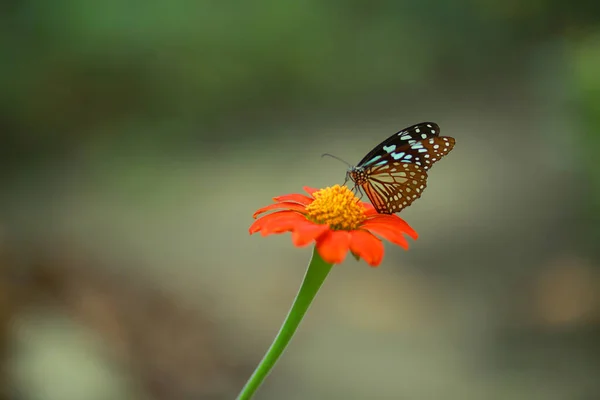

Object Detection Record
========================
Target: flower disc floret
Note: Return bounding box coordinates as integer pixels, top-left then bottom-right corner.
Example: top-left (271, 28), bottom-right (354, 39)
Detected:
top-left (305, 185), bottom-right (365, 230)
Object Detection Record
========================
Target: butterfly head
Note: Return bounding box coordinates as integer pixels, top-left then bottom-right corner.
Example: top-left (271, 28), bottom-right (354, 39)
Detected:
top-left (347, 166), bottom-right (368, 186)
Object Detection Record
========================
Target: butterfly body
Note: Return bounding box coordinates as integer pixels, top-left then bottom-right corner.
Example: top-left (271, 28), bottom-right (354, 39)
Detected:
top-left (347, 122), bottom-right (455, 214)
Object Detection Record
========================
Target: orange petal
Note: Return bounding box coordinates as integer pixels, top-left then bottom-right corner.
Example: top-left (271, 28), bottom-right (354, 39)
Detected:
top-left (291, 222), bottom-right (329, 247)
top-left (349, 230), bottom-right (384, 267)
top-left (272, 193), bottom-right (313, 205)
top-left (361, 220), bottom-right (411, 249)
top-left (249, 211), bottom-right (307, 235)
top-left (362, 202), bottom-right (379, 216)
top-left (365, 215), bottom-right (418, 239)
top-left (316, 230), bottom-right (351, 264)
top-left (252, 202), bottom-right (307, 219)
top-left (303, 186), bottom-right (319, 197)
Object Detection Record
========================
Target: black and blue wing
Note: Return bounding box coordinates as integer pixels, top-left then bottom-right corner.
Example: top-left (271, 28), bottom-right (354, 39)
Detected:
top-left (352, 122), bottom-right (456, 214)
top-left (357, 122), bottom-right (440, 168)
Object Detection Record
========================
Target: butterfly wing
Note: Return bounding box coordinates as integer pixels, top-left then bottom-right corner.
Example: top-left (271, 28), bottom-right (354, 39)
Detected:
top-left (402, 135), bottom-right (456, 171)
top-left (357, 122), bottom-right (441, 168)
top-left (358, 134), bottom-right (456, 213)
top-left (350, 122), bottom-right (456, 214)
top-left (361, 163), bottom-right (428, 214)
top-left (360, 134), bottom-right (456, 172)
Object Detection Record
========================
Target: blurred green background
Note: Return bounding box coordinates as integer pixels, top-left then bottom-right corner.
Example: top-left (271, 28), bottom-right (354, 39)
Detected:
top-left (1, 1), bottom-right (600, 399)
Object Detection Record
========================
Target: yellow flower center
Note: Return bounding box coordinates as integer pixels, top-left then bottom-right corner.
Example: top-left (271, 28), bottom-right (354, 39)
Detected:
top-left (305, 185), bottom-right (365, 230)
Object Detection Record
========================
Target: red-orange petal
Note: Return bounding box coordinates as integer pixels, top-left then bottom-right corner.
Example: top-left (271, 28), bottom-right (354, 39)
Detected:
top-left (303, 186), bottom-right (319, 197)
top-left (291, 222), bottom-right (329, 247)
top-left (366, 215), bottom-right (418, 239)
top-left (363, 203), bottom-right (380, 216)
top-left (272, 193), bottom-right (314, 205)
top-left (361, 220), bottom-right (410, 249)
top-left (349, 230), bottom-right (384, 267)
top-left (316, 230), bottom-right (351, 264)
top-left (249, 211), bottom-right (307, 236)
top-left (252, 202), bottom-right (307, 219)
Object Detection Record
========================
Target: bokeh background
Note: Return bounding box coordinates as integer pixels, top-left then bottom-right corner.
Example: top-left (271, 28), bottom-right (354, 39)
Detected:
top-left (2, 1), bottom-right (600, 399)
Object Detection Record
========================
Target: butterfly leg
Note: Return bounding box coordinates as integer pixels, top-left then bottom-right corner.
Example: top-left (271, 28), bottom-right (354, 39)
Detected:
top-left (342, 174), bottom-right (350, 187)
top-left (355, 185), bottom-right (364, 201)
top-left (347, 182), bottom-right (364, 201)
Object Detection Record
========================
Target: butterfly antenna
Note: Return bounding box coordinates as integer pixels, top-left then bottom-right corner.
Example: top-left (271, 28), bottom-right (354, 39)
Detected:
top-left (321, 153), bottom-right (352, 167)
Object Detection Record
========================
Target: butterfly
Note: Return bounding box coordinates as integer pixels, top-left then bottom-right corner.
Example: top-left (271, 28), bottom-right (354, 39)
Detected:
top-left (345, 122), bottom-right (455, 214)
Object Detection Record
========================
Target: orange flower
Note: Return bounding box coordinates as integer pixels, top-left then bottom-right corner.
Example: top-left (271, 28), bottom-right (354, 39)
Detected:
top-left (249, 185), bottom-right (418, 267)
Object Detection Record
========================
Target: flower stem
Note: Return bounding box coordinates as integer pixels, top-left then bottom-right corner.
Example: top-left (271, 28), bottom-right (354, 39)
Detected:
top-left (236, 247), bottom-right (333, 400)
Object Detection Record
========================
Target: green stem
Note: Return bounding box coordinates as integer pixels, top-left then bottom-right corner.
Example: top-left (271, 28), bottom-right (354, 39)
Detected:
top-left (236, 247), bottom-right (333, 400)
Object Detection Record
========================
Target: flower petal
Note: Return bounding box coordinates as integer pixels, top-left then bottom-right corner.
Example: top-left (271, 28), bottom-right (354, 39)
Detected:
top-left (349, 230), bottom-right (384, 267)
top-left (316, 230), bottom-right (351, 264)
top-left (303, 186), bottom-right (319, 197)
top-left (272, 193), bottom-right (313, 205)
top-left (291, 222), bottom-right (329, 247)
top-left (361, 219), bottom-right (416, 250)
top-left (252, 202), bottom-right (307, 219)
top-left (363, 203), bottom-right (380, 216)
top-left (365, 215), bottom-right (418, 239)
top-left (249, 211), bottom-right (307, 236)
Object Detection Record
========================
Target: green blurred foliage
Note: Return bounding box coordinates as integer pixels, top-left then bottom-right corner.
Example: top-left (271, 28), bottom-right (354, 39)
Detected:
top-left (572, 31), bottom-right (600, 255)
top-left (2, 0), bottom-right (600, 146)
